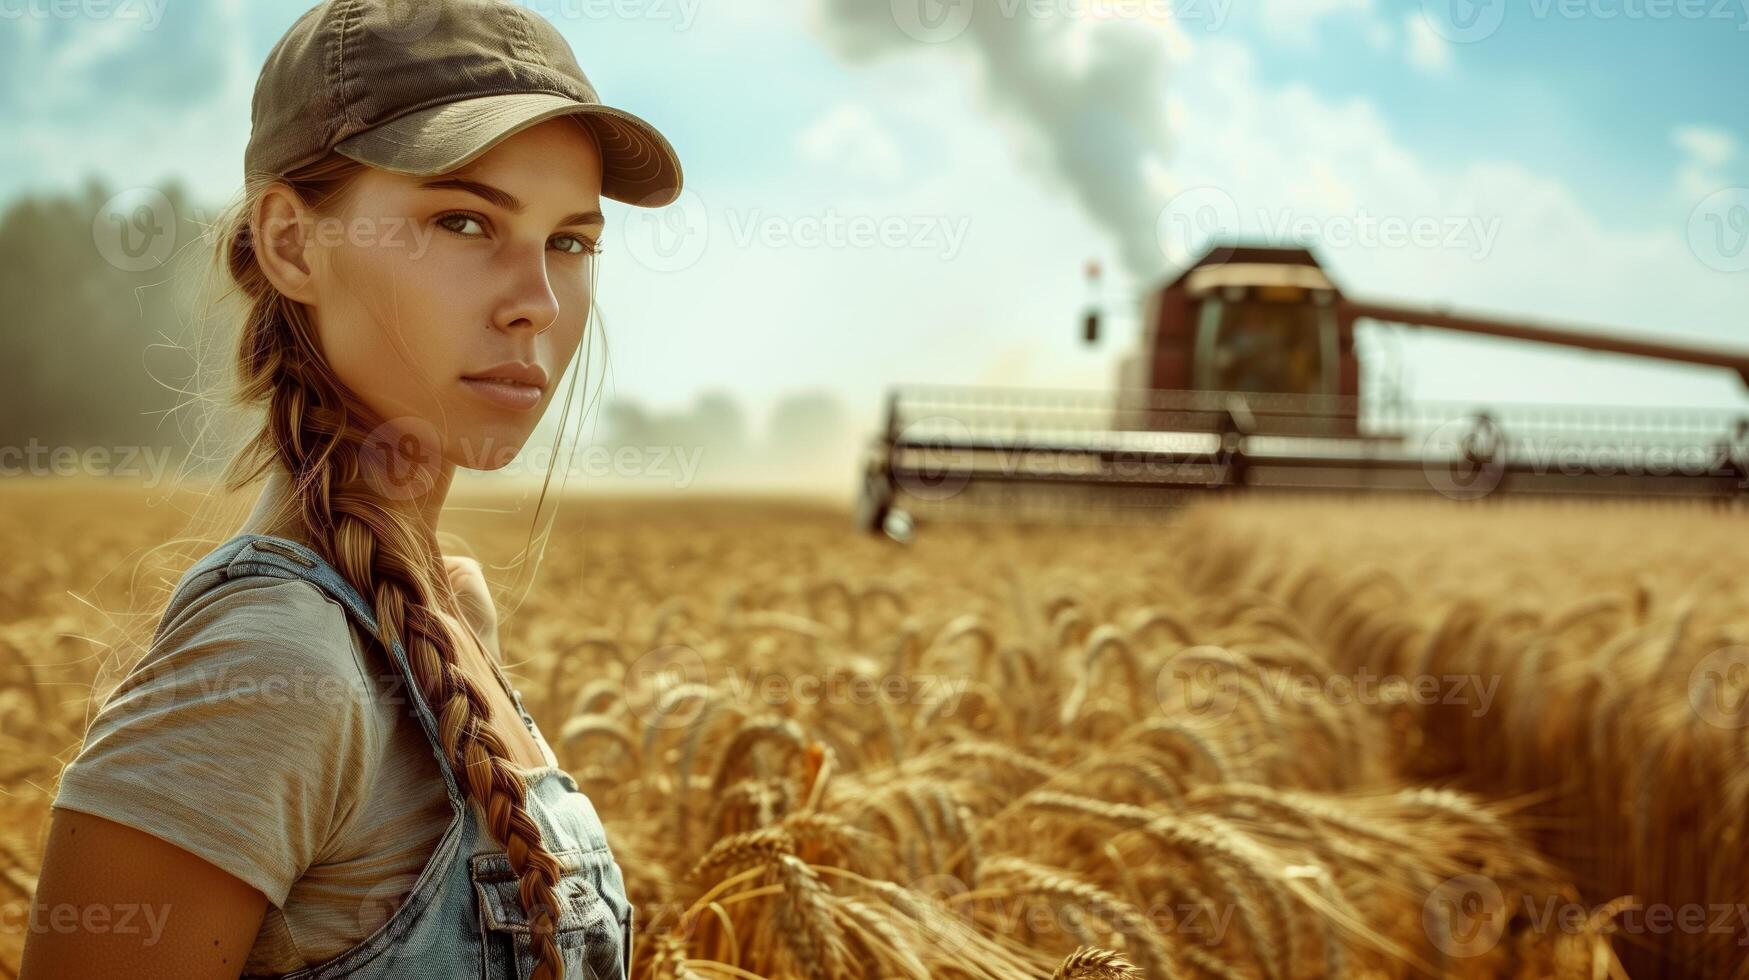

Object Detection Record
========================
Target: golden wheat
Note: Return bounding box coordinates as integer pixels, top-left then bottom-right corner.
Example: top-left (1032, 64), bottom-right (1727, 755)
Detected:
top-left (10, 483), bottom-right (1740, 977)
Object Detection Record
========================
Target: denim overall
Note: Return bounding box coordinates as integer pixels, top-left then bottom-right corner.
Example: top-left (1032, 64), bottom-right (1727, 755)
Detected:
top-left (167, 533), bottom-right (634, 979)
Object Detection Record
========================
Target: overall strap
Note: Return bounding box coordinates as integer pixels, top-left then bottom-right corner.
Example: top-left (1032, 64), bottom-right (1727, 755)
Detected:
top-left (174, 533), bottom-right (467, 810)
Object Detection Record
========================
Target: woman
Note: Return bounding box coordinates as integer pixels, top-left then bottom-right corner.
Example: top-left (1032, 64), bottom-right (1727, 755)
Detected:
top-left (21, 1), bottom-right (682, 978)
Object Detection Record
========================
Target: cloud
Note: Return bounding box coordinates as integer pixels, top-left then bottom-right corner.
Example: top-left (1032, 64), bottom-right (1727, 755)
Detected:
top-left (1404, 13), bottom-right (1454, 75)
top-left (795, 104), bottom-right (906, 184)
top-left (556, 389), bottom-right (858, 492)
top-left (1673, 126), bottom-right (1736, 169)
top-left (808, 0), bottom-right (1179, 282)
top-left (0, 0), bottom-right (253, 200)
top-left (1672, 124), bottom-right (1738, 201)
top-left (1258, 0), bottom-right (1381, 48)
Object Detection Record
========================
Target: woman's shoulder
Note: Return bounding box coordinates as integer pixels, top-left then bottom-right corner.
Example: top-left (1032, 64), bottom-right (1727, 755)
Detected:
top-left (150, 569), bottom-right (365, 680)
top-left (54, 570), bottom-right (399, 911)
top-left (120, 570), bottom-right (376, 717)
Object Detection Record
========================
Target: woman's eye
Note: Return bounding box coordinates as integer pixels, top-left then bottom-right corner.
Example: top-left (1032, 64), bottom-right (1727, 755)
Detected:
top-left (436, 214), bottom-right (596, 255)
top-left (551, 234), bottom-right (597, 256)
top-left (436, 213), bottom-right (486, 237)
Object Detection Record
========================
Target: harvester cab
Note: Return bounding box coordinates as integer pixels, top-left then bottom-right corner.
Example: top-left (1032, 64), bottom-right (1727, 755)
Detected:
top-left (858, 243), bottom-right (1749, 536)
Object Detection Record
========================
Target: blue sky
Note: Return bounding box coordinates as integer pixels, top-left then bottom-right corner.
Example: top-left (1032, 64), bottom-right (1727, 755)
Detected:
top-left (4, 0), bottom-right (1747, 488)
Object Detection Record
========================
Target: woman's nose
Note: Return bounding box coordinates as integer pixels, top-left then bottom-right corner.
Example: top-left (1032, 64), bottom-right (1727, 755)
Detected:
top-left (491, 241), bottom-right (562, 335)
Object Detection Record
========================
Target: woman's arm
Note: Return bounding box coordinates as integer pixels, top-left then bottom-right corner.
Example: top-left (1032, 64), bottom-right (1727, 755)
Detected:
top-left (20, 807), bottom-right (269, 980)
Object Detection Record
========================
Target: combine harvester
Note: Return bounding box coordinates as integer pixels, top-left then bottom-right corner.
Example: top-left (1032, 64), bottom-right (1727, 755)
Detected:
top-left (857, 244), bottom-right (1749, 536)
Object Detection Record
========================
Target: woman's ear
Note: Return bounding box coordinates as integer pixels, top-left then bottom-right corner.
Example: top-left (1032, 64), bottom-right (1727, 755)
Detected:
top-left (252, 182), bottom-right (320, 305)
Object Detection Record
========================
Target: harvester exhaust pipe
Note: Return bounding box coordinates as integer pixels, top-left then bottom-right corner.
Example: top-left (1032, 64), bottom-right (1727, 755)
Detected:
top-left (1082, 259), bottom-right (1101, 345)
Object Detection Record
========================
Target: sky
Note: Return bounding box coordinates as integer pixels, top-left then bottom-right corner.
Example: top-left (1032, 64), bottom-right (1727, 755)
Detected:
top-left (4, 0), bottom-right (1748, 489)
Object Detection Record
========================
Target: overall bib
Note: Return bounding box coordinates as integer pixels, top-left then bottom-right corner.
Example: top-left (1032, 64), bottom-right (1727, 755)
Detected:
top-left (167, 533), bottom-right (634, 979)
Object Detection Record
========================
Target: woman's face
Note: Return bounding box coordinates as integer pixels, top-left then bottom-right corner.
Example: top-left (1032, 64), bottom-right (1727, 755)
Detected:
top-left (293, 116), bottom-right (604, 475)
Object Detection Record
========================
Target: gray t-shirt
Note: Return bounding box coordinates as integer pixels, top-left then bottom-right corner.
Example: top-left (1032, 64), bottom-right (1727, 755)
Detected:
top-left (51, 570), bottom-right (517, 974)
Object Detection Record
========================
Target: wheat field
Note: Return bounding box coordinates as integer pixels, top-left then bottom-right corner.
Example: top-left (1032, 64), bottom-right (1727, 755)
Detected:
top-left (2, 480), bottom-right (1745, 978)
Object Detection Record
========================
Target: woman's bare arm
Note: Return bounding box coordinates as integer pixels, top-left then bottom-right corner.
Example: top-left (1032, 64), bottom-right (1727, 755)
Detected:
top-left (20, 807), bottom-right (269, 980)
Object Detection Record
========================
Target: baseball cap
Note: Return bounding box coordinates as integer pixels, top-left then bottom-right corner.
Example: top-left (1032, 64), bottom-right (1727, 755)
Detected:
top-left (244, 0), bottom-right (683, 208)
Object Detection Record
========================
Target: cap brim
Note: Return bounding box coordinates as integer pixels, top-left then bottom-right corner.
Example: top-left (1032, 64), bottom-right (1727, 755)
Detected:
top-left (334, 92), bottom-right (683, 208)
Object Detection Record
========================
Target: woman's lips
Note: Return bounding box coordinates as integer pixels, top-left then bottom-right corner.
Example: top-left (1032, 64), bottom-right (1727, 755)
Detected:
top-left (460, 377), bottom-right (543, 412)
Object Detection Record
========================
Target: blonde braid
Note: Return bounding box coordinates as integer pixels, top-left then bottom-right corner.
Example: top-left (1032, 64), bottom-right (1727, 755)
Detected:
top-left (215, 152), bottom-right (571, 979)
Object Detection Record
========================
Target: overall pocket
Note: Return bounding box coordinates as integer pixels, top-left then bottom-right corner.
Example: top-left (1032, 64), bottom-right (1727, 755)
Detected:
top-left (470, 847), bottom-right (632, 980)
